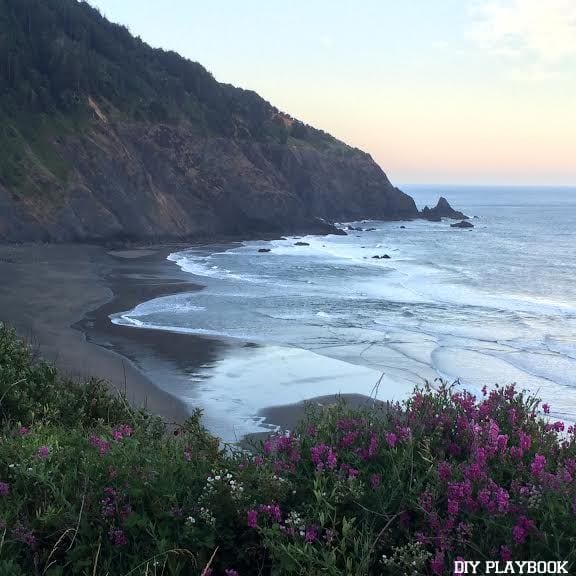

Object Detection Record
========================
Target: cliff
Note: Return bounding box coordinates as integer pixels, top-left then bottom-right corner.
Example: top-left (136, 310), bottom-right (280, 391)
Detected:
top-left (0, 0), bottom-right (418, 243)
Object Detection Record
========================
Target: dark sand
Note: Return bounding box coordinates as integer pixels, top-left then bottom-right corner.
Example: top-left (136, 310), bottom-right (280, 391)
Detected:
top-left (259, 393), bottom-right (386, 431)
top-left (0, 243), bottom-right (380, 437)
top-left (0, 243), bottom-right (215, 423)
top-left (238, 393), bottom-right (388, 450)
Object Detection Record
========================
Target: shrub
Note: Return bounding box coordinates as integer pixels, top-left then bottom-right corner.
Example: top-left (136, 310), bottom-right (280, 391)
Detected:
top-left (1, 326), bottom-right (575, 574)
top-left (0, 323), bottom-right (141, 428)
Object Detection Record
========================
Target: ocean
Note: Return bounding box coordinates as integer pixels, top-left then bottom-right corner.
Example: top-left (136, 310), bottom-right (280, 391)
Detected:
top-left (112, 185), bottom-right (576, 441)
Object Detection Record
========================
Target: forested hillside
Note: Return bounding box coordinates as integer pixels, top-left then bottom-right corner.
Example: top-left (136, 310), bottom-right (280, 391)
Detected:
top-left (0, 0), bottom-right (418, 242)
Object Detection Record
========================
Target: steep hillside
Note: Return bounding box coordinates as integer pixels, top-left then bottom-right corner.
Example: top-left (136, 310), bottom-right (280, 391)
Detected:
top-left (0, 0), bottom-right (418, 242)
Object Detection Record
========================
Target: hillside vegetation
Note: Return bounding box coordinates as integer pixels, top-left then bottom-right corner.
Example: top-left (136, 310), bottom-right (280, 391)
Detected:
top-left (1, 323), bottom-right (575, 575)
top-left (0, 0), bottom-right (417, 242)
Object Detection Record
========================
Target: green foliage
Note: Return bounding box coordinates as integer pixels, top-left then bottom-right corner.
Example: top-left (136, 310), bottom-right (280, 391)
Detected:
top-left (0, 0), bottom-right (355, 199)
top-left (2, 325), bottom-right (575, 575)
top-left (0, 323), bottom-right (141, 428)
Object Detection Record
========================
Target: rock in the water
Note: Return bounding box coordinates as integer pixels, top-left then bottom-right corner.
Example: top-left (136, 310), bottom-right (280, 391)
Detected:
top-left (400, 225), bottom-right (406, 229)
top-left (450, 220), bottom-right (474, 229)
top-left (371, 254), bottom-right (391, 259)
top-left (331, 228), bottom-right (348, 236)
top-left (421, 197), bottom-right (469, 221)
top-left (258, 248), bottom-right (271, 253)
top-left (294, 241), bottom-right (310, 246)
top-left (365, 227), bottom-right (377, 231)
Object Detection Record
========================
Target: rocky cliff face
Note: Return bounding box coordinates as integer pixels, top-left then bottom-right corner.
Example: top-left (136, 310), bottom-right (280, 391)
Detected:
top-left (0, 0), bottom-right (419, 243)
top-left (0, 117), bottom-right (418, 242)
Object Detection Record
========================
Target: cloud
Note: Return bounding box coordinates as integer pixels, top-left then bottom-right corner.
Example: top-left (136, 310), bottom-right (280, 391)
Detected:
top-left (469, 0), bottom-right (576, 62)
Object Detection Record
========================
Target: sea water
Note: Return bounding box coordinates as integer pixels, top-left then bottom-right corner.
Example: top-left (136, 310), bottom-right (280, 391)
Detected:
top-left (112, 185), bottom-right (576, 440)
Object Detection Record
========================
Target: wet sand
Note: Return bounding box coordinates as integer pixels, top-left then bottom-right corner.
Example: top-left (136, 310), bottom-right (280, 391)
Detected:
top-left (0, 243), bottom-right (382, 437)
top-left (0, 243), bottom-right (211, 423)
top-left (258, 393), bottom-right (387, 430)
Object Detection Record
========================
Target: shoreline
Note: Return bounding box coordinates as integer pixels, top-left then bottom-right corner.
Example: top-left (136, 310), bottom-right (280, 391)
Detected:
top-left (0, 241), bottom-right (400, 440)
top-left (0, 243), bottom-right (200, 424)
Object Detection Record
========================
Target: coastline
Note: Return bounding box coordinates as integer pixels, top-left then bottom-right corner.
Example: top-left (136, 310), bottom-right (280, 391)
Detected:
top-left (0, 243), bottom-right (198, 424)
top-left (0, 241), bottom-right (401, 440)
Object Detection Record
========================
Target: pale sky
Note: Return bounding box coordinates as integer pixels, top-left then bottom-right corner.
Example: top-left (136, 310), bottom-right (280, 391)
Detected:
top-left (88, 0), bottom-right (576, 186)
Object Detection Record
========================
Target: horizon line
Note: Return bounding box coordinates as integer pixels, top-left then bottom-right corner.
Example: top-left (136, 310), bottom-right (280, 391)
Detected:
top-left (398, 183), bottom-right (576, 189)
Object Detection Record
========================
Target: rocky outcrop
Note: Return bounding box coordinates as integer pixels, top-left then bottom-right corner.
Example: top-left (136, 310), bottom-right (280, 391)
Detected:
top-left (0, 0), bottom-right (421, 244)
top-left (0, 117), bottom-right (420, 243)
top-left (0, 0), bottom-right (478, 243)
top-left (421, 197), bottom-right (469, 221)
top-left (450, 220), bottom-right (474, 229)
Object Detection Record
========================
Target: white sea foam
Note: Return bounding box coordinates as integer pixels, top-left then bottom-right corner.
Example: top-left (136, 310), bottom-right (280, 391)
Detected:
top-left (179, 345), bottom-right (414, 442)
top-left (167, 252), bottom-right (257, 282)
top-left (112, 190), bottom-right (576, 435)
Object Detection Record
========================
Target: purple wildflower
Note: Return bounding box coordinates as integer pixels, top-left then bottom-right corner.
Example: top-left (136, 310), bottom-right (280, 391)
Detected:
top-left (305, 525), bottom-right (318, 543)
top-left (112, 424), bottom-right (133, 442)
top-left (397, 426), bottom-right (412, 441)
top-left (497, 434), bottom-right (509, 452)
top-left (224, 570), bottom-right (239, 576)
top-left (431, 550), bottom-right (444, 575)
top-left (89, 435), bottom-right (110, 456)
top-left (512, 516), bottom-right (534, 545)
top-left (496, 488), bottom-right (510, 513)
top-left (447, 499), bottom-right (459, 517)
top-left (37, 446), bottom-right (49, 459)
top-left (12, 525), bottom-right (36, 548)
top-left (258, 503), bottom-right (282, 523)
top-left (310, 444), bottom-right (337, 471)
top-left (347, 467), bottom-right (359, 479)
top-left (530, 454), bottom-right (546, 476)
top-left (518, 431), bottom-right (532, 451)
top-left (109, 527), bottom-right (128, 546)
top-left (18, 426), bottom-right (30, 436)
top-left (385, 432), bottom-right (397, 448)
top-left (437, 461), bottom-right (452, 482)
top-left (477, 488), bottom-right (491, 508)
top-left (247, 509), bottom-right (258, 528)
top-left (367, 433), bottom-right (379, 457)
top-left (0, 482), bottom-right (9, 497)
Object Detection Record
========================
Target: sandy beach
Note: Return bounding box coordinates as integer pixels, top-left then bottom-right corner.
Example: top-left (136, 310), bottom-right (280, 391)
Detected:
top-left (0, 243), bottom-right (200, 423)
top-left (0, 242), bottom-right (397, 439)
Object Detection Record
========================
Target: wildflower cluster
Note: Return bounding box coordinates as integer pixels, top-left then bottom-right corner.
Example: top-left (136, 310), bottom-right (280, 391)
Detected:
top-left (2, 326), bottom-right (576, 575)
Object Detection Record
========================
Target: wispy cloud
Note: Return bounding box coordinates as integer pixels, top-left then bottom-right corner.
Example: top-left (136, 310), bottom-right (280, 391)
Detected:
top-left (469, 0), bottom-right (576, 62)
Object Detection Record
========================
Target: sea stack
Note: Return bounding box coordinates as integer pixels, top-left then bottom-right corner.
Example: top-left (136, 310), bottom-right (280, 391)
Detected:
top-left (421, 197), bottom-right (469, 221)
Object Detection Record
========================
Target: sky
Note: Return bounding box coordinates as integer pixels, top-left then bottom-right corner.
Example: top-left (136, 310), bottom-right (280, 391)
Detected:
top-left (88, 0), bottom-right (576, 186)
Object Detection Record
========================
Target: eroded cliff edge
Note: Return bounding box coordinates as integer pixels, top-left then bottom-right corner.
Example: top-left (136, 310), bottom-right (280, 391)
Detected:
top-left (0, 0), bottom-right (418, 242)
top-left (0, 116), bottom-right (418, 242)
